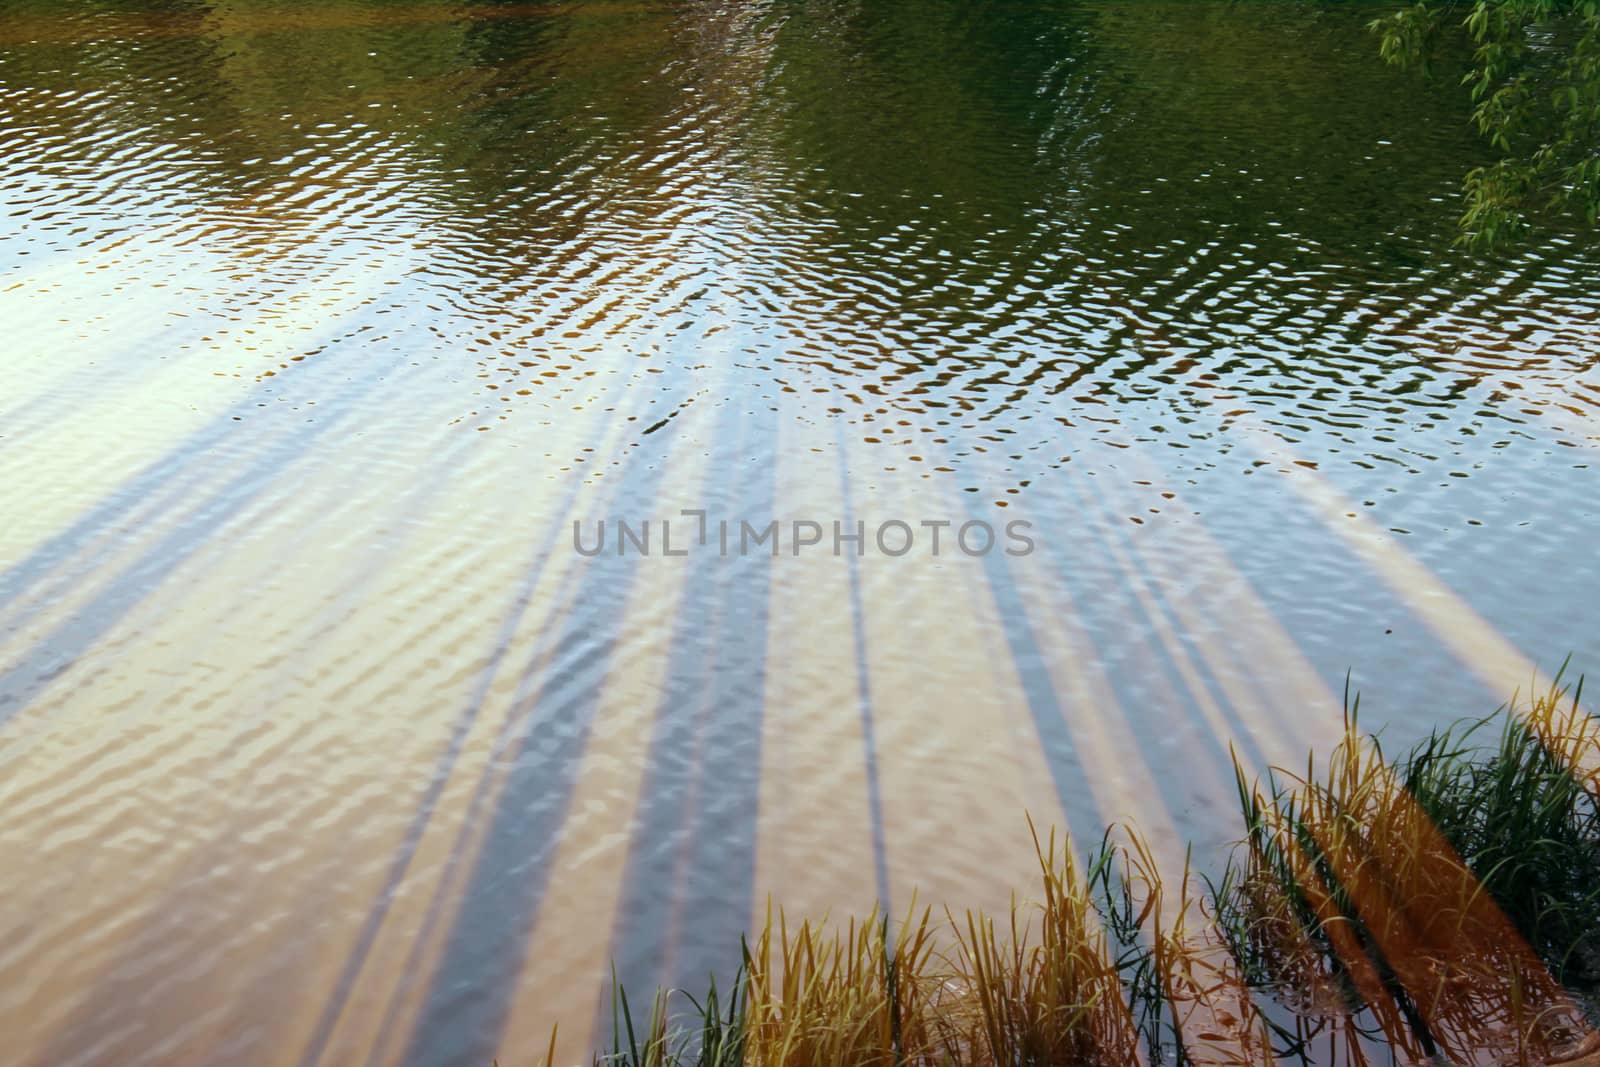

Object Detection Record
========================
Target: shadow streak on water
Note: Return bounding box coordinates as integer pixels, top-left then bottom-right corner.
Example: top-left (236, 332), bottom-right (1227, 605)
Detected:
top-left (972, 538), bottom-right (1112, 853)
top-left (835, 441), bottom-right (892, 911)
top-left (286, 435), bottom-right (614, 1067)
top-left (596, 396), bottom-right (779, 1030)
top-left (1044, 464), bottom-right (1274, 801)
top-left (389, 392), bottom-right (719, 1067)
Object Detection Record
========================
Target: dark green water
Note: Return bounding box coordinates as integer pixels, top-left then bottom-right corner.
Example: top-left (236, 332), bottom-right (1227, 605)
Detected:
top-left (1, 3), bottom-right (1597, 1065)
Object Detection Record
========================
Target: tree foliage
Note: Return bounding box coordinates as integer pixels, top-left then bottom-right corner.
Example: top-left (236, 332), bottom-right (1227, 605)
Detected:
top-left (1372, 0), bottom-right (1600, 247)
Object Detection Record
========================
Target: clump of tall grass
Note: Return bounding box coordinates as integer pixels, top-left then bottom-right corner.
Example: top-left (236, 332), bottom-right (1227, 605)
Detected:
top-left (1217, 677), bottom-right (1600, 1063)
top-left (740, 901), bottom-right (952, 1066)
top-left (948, 821), bottom-right (1142, 1065)
top-left (1412, 678), bottom-right (1600, 981)
top-left (593, 824), bottom-right (1171, 1067)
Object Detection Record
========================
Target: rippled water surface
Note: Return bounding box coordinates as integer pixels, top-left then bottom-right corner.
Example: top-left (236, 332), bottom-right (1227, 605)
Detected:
top-left (3, 2), bottom-right (1599, 1064)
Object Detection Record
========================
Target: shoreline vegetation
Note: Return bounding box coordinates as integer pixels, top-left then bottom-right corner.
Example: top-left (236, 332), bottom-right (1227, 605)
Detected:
top-left (524, 674), bottom-right (1600, 1067)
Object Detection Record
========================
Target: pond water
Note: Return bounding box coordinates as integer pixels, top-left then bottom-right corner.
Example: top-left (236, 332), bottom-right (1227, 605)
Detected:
top-left (2, 2), bottom-right (1598, 1064)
